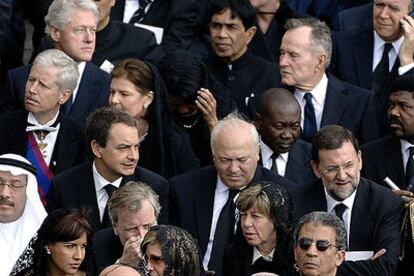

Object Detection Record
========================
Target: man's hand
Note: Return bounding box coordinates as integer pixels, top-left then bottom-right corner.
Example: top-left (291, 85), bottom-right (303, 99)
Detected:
top-left (119, 236), bottom-right (143, 269)
top-left (392, 189), bottom-right (414, 207)
top-left (399, 14), bottom-right (414, 66)
top-left (196, 88), bottom-right (218, 132)
top-left (370, 248), bottom-right (386, 260)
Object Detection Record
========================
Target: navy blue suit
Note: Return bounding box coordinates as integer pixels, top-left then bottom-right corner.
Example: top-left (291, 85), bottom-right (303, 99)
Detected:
top-left (291, 178), bottom-right (404, 275)
top-left (361, 136), bottom-right (405, 189)
top-left (47, 161), bottom-right (170, 231)
top-left (0, 62), bottom-right (110, 125)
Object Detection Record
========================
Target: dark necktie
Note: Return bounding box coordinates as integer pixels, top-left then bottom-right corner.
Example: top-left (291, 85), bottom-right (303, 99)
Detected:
top-left (303, 92), bottom-right (317, 142)
top-left (102, 184), bottom-right (117, 227)
top-left (372, 43), bottom-right (392, 93)
top-left (129, 0), bottom-right (151, 24)
top-left (208, 189), bottom-right (239, 273)
top-left (270, 153), bottom-right (279, 175)
top-left (334, 203), bottom-right (347, 223)
top-left (406, 147), bottom-right (414, 191)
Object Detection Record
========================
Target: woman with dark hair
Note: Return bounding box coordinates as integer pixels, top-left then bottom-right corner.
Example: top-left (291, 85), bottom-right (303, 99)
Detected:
top-left (11, 209), bottom-right (94, 276)
top-left (109, 58), bottom-right (200, 178)
top-left (158, 49), bottom-right (226, 166)
top-left (224, 181), bottom-right (296, 276)
top-left (141, 225), bottom-right (204, 276)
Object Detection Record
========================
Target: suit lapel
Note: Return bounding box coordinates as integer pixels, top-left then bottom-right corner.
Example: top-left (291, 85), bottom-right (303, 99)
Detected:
top-left (321, 75), bottom-right (346, 127)
top-left (384, 137), bottom-right (405, 188)
top-left (285, 142), bottom-right (308, 180)
top-left (352, 29), bottom-right (374, 88)
top-left (77, 165), bottom-right (101, 229)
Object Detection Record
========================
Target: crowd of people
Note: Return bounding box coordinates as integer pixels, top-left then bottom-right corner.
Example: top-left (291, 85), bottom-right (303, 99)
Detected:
top-left (1, 0), bottom-right (414, 275)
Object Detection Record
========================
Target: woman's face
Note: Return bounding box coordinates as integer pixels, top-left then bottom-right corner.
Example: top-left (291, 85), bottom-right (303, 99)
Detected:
top-left (240, 205), bottom-right (277, 251)
top-left (47, 232), bottom-right (87, 275)
top-left (109, 77), bottom-right (152, 119)
top-left (145, 243), bottom-right (166, 276)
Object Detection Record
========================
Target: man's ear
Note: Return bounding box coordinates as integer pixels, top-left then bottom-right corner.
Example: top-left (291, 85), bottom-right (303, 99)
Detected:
top-left (245, 26), bottom-right (257, 45)
top-left (58, 90), bottom-right (72, 105)
top-left (91, 140), bottom-right (102, 158)
top-left (50, 25), bottom-right (61, 43)
top-left (255, 113), bottom-right (263, 131)
top-left (311, 160), bottom-right (322, 179)
top-left (336, 250), bottom-right (346, 267)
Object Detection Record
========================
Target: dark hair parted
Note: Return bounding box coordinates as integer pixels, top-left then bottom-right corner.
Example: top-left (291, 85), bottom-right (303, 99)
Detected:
top-left (237, 181), bottom-right (293, 254)
top-left (391, 74), bottom-right (414, 95)
top-left (85, 107), bottom-right (138, 149)
top-left (294, 211), bottom-right (347, 251)
top-left (208, 0), bottom-right (257, 30)
top-left (111, 58), bottom-right (154, 95)
top-left (158, 49), bottom-right (208, 103)
top-left (33, 209), bottom-right (93, 275)
top-left (312, 125), bottom-right (359, 164)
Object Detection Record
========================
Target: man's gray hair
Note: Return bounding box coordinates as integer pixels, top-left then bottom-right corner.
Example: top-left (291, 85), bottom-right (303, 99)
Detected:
top-left (45, 0), bottom-right (99, 34)
top-left (32, 49), bottom-right (79, 93)
top-left (285, 17), bottom-right (332, 68)
top-left (294, 211), bottom-right (347, 250)
top-left (108, 181), bottom-right (161, 224)
top-left (210, 111), bottom-right (259, 154)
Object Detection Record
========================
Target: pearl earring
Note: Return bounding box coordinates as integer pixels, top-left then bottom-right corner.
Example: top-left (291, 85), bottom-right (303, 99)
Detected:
top-left (143, 102), bottom-right (150, 109)
top-left (46, 248), bottom-right (51, 255)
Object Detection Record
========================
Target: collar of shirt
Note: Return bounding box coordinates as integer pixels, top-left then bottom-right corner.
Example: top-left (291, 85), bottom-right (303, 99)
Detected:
top-left (260, 140), bottom-right (289, 175)
top-left (373, 31), bottom-right (403, 71)
top-left (123, 0), bottom-right (154, 23)
top-left (92, 161), bottom-right (122, 192)
top-left (325, 186), bottom-right (357, 214)
top-left (27, 111), bottom-right (60, 128)
top-left (400, 139), bottom-right (414, 173)
top-left (252, 247), bottom-right (275, 264)
top-left (71, 62), bottom-right (86, 104)
top-left (294, 73), bottom-right (328, 130)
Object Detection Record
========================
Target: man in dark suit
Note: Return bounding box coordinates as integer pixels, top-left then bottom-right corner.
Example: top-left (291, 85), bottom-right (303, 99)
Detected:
top-left (110, 0), bottom-right (199, 52)
top-left (0, 0), bottom-right (110, 125)
top-left (169, 112), bottom-right (295, 276)
top-left (206, 0), bottom-right (280, 118)
top-left (291, 125), bottom-right (404, 275)
top-left (0, 49), bottom-right (85, 205)
top-left (93, 181), bottom-right (160, 274)
top-left (329, 0), bottom-right (414, 133)
top-left (279, 17), bottom-right (380, 144)
top-left (47, 107), bottom-right (169, 231)
top-left (255, 87), bottom-right (316, 185)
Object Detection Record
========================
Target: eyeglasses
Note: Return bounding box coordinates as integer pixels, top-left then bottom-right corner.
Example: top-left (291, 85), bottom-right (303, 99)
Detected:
top-left (298, 238), bottom-right (339, 252)
top-left (322, 161), bottom-right (356, 176)
top-left (0, 178), bottom-right (27, 189)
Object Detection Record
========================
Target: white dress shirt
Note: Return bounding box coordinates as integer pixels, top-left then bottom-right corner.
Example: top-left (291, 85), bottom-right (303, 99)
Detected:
top-left (400, 139), bottom-right (414, 174)
top-left (294, 73), bottom-right (328, 131)
top-left (92, 162), bottom-right (122, 222)
top-left (260, 140), bottom-right (289, 177)
top-left (70, 62), bottom-right (86, 104)
top-left (123, 0), bottom-right (154, 23)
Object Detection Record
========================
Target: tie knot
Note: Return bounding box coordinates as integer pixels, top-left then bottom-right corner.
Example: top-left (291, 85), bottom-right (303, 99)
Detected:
top-left (270, 153), bottom-right (279, 161)
top-left (383, 43), bottom-right (392, 54)
top-left (304, 92), bottom-right (313, 103)
top-left (228, 189), bottom-right (239, 200)
top-left (408, 147), bottom-right (414, 156)
top-left (104, 184), bottom-right (117, 199)
top-left (139, 0), bottom-right (150, 8)
top-left (334, 203), bottom-right (347, 218)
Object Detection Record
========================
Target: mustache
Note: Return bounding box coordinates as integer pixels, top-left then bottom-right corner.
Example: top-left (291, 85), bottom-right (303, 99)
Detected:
top-left (0, 197), bottom-right (14, 206)
top-left (389, 116), bottom-right (403, 126)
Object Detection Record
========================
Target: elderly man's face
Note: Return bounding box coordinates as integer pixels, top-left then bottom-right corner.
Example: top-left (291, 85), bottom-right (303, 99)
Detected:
top-left (25, 64), bottom-right (70, 119)
top-left (373, 0), bottom-right (410, 42)
top-left (311, 141), bottom-right (362, 201)
top-left (213, 126), bottom-right (260, 189)
top-left (279, 26), bottom-right (323, 91)
top-left (50, 9), bottom-right (97, 62)
top-left (388, 90), bottom-right (414, 142)
top-left (0, 171), bottom-right (28, 223)
top-left (294, 222), bottom-right (345, 276)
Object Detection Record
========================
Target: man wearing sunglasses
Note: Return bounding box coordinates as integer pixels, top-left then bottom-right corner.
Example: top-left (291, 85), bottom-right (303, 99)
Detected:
top-left (291, 125), bottom-right (404, 275)
top-left (294, 212), bottom-right (346, 276)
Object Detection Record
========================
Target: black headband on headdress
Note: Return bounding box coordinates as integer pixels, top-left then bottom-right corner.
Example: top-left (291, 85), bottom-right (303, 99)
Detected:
top-left (0, 158), bottom-right (38, 175)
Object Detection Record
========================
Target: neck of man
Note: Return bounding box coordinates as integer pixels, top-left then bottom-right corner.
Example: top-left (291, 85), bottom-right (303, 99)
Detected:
top-left (295, 71), bottom-right (325, 92)
top-left (94, 158), bottom-right (122, 183)
top-left (97, 16), bottom-right (110, 32)
top-left (32, 110), bottom-right (59, 125)
top-left (256, 1), bottom-right (280, 33)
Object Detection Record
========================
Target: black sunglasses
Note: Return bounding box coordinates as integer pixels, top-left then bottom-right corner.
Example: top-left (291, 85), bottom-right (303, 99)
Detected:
top-left (298, 238), bottom-right (339, 252)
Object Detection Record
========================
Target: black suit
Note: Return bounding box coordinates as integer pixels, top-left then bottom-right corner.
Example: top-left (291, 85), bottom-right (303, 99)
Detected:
top-left (111, 0), bottom-right (199, 51)
top-left (47, 161), bottom-right (169, 231)
top-left (0, 62), bottom-right (110, 125)
top-left (361, 136), bottom-right (405, 189)
top-left (0, 110), bottom-right (85, 174)
top-left (291, 178), bottom-right (404, 275)
top-left (92, 227), bottom-right (123, 274)
top-left (169, 165), bottom-right (295, 275)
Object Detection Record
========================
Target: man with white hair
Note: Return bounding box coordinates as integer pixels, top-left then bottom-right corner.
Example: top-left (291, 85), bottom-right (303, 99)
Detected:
top-left (0, 153), bottom-right (47, 276)
top-left (0, 49), bottom-right (86, 205)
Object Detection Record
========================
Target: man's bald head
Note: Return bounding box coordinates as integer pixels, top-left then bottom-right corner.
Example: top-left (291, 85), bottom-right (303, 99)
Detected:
top-left (256, 88), bottom-right (301, 154)
top-left (99, 264), bottom-right (141, 276)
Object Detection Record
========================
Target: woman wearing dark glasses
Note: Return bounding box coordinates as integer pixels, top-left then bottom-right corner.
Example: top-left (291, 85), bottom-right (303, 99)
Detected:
top-left (223, 181), bottom-right (296, 276)
top-left (293, 211), bottom-right (346, 276)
